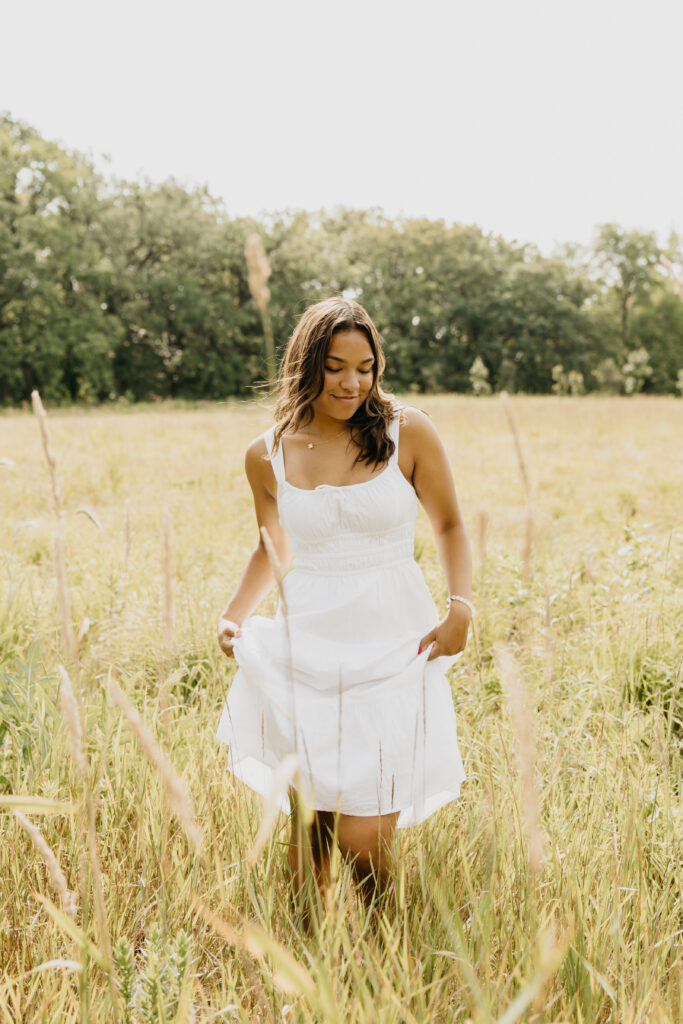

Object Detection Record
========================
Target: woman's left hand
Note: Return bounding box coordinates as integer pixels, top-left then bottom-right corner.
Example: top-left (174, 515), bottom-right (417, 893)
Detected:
top-left (419, 603), bottom-right (472, 661)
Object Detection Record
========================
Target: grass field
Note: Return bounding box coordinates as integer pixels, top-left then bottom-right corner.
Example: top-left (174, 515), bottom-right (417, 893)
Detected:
top-left (0, 395), bottom-right (681, 1023)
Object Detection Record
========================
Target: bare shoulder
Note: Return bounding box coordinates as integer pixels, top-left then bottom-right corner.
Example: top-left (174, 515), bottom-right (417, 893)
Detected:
top-left (245, 433), bottom-right (269, 465)
top-left (394, 405), bottom-right (447, 485)
top-left (397, 405), bottom-right (443, 449)
top-left (245, 433), bottom-right (276, 494)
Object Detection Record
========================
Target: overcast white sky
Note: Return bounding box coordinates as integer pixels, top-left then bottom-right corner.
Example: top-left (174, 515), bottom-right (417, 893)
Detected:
top-left (3, 0), bottom-right (682, 254)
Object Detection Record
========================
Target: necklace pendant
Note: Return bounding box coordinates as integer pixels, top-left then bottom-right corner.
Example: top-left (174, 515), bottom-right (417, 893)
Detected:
top-left (307, 442), bottom-right (314, 449)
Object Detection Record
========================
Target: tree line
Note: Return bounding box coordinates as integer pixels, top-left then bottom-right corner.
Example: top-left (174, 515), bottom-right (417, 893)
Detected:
top-left (1, 113), bottom-right (682, 405)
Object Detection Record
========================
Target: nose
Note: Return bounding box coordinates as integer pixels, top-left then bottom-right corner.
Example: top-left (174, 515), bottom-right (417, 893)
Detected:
top-left (339, 369), bottom-right (359, 392)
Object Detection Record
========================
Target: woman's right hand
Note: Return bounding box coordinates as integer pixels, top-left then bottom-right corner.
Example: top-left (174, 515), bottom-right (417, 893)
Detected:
top-left (217, 617), bottom-right (242, 660)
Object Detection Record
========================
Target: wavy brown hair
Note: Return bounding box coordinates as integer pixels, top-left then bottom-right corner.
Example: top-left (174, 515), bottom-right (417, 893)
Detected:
top-left (272, 297), bottom-right (399, 467)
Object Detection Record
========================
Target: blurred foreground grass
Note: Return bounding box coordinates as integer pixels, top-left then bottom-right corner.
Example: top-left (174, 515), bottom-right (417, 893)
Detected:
top-left (0, 395), bottom-right (681, 1023)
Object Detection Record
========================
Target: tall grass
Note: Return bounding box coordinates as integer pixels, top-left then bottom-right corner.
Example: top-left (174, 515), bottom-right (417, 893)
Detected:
top-left (0, 395), bottom-right (681, 1022)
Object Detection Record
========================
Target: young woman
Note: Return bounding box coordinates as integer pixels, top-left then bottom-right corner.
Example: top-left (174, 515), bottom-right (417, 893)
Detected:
top-left (216, 297), bottom-right (472, 900)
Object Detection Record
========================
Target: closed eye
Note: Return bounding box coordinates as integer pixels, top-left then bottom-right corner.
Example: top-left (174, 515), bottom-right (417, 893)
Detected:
top-left (325, 365), bottom-right (374, 374)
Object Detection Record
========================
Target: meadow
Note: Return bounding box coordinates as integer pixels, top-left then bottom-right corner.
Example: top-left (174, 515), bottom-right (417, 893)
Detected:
top-left (0, 394), bottom-right (681, 1023)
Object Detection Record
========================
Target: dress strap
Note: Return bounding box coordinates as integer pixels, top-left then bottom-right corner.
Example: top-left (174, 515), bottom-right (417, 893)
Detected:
top-left (263, 426), bottom-right (286, 485)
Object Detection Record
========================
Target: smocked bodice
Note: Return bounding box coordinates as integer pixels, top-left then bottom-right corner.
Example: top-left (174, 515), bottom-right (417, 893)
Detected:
top-left (263, 418), bottom-right (419, 575)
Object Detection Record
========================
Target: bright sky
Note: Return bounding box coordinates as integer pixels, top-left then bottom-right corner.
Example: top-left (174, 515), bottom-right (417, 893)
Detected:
top-left (3, 0), bottom-right (682, 255)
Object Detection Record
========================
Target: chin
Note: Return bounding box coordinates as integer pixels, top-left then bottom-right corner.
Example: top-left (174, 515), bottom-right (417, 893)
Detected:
top-left (337, 403), bottom-right (360, 416)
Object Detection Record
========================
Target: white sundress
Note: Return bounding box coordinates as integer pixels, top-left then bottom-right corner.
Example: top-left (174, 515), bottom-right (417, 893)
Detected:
top-left (216, 413), bottom-right (466, 827)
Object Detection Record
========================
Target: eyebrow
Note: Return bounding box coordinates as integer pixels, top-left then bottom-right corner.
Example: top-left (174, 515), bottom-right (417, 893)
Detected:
top-left (326, 355), bottom-right (375, 364)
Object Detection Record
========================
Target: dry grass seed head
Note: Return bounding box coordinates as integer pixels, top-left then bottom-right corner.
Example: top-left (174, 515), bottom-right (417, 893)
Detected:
top-left (660, 254), bottom-right (683, 299)
top-left (54, 526), bottom-right (76, 661)
top-left (106, 674), bottom-right (201, 850)
top-left (499, 390), bottom-right (532, 503)
top-left (245, 233), bottom-right (272, 313)
top-left (495, 643), bottom-right (545, 873)
top-left (14, 811), bottom-right (77, 917)
top-left (30, 389), bottom-right (63, 516)
top-left (475, 505), bottom-right (489, 565)
top-left (58, 665), bottom-right (87, 777)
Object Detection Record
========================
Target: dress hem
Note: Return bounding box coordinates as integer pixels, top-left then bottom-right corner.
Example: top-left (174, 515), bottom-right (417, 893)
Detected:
top-left (220, 743), bottom-right (466, 829)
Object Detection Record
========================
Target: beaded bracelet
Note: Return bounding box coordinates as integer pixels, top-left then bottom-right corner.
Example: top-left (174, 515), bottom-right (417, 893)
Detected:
top-left (445, 594), bottom-right (476, 618)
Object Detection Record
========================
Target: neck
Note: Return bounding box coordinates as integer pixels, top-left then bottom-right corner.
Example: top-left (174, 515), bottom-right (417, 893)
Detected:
top-left (305, 411), bottom-right (351, 437)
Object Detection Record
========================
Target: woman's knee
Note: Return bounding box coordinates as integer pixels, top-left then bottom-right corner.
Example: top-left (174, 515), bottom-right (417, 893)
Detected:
top-left (336, 813), bottom-right (398, 868)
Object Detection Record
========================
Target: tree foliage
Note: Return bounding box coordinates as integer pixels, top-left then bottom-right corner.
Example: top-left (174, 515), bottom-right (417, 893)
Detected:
top-left (1, 114), bottom-right (681, 404)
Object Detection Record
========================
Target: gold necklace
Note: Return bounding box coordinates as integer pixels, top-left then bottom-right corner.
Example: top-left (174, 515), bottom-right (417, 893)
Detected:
top-left (299, 427), bottom-right (349, 450)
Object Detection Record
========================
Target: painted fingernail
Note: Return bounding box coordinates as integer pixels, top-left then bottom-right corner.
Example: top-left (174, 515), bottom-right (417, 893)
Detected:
top-left (418, 645), bottom-right (422, 655)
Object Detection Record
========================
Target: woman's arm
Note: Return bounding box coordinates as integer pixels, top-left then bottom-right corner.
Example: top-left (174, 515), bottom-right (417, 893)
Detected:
top-left (217, 437), bottom-right (291, 659)
top-left (399, 407), bottom-right (473, 661)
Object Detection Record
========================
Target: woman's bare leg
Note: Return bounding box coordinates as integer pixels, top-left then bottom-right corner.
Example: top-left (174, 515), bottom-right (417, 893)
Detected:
top-left (285, 798), bottom-right (400, 912)
top-left (335, 811), bottom-right (400, 904)
top-left (286, 795), bottom-right (335, 916)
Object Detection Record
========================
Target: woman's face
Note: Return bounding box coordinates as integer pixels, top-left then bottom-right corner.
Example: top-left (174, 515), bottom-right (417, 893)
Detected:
top-left (310, 328), bottom-right (375, 422)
